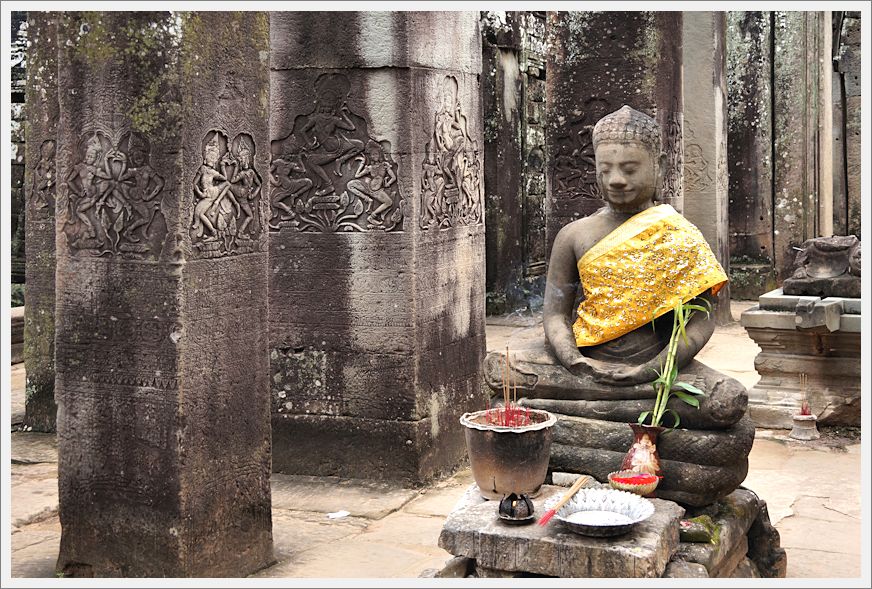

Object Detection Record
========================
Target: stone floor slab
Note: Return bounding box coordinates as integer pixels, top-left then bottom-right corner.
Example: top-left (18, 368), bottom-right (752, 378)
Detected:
top-left (777, 515), bottom-right (862, 556)
top-left (9, 363), bottom-right (26, 426)
top-left (403, 470), bottom-right (475, 517)
top-left (270, 472), bottom-right (418, 519)
top-left (11, 432), bottom-right (58, 464)
top-left (11, 463), bottom-right (58, 527)
top-left (783, 547), bottom-right (861, 578)
top-left (10, 518), bottom-right (61, 578)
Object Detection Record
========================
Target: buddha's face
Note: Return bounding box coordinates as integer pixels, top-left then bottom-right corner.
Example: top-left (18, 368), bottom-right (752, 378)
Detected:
top-left (595, 141), bottom-right (662, 212)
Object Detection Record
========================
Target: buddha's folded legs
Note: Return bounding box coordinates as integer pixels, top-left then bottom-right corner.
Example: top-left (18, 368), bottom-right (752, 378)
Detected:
top-left (485, 339), bottom-right (748, 428)
top-left (550, 414), bottom-right (755, 467)
top-left (550, 444), bottom-right (750, 507)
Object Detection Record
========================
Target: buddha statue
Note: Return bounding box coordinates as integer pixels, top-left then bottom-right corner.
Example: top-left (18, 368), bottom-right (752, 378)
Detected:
top-left (484, 106), bottom-right (753, 507)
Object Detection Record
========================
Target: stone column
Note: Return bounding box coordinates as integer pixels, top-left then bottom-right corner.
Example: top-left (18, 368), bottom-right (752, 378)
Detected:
top-left (727, 12), bottom-right (776, 299)
top-left (545, 11), bottom-right (683, 256)
top-left (268, 12), bottom-right (486, 485)
top-left (772, 11), bottom-right (826, 282)
top-left (682, 12), bottom-right (732, 324)
top-left (55, 12), bottom-right (272, 576)
top-left (481, 12), bottom-right (525, 314)
top-left (23, 12), bottom-right (58, 431)
top-left (838, 12), bottom-right (861, 239)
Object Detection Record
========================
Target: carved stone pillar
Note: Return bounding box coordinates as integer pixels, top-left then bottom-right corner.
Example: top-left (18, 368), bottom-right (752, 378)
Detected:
top-left (24, 12), bottom-right (59, 431)
top-left (55, 13), bottom-right (272, 576)
top-left (545, 11), bottom-right (683, 256)
top-left (726, 12), bottom-right (777, 299)
top-left (268, 12), bottom-right (486, 484)
top-left (682, 12), bottom-right (732, 324)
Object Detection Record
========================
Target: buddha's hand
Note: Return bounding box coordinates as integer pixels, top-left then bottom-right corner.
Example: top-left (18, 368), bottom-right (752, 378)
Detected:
top-left (603, 364), bottom-right (659, 386)
top-left (568, 357), bottom-right (624, 382)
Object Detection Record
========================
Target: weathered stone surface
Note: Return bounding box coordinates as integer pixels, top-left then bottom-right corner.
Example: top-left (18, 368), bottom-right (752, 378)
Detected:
top-left (422, 555), bottom-right (473, 578)
top-left (663, 560), bottom-right (709, 578)
top-left (54, 12), bottom-right (273, 577)
top-left (438, 484), bottom-right (685, 577)
top-left (682, 12), bottom-right (731, 324)
top-left (730, 557), bottom-right (761, 577)
top-left (268, 12), bottom-right (486, 485)
top-left (24, 12), bottom-right (59, 432)
top-left (545, 11), bottom-right (683, 256)
top-left (746, 497), bottom-right (787, 577)
top-left (673, 489), bottom-right (759, 577)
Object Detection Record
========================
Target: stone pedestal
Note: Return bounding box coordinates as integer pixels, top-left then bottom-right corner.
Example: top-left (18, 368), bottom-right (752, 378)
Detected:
top-left (740, 288), bottom-right (861, 428)
top-left (436, 484), bottom-right (785, 578)
top-left (268, 12), bottom-right (486, 485)
top-left (545, 11), bottom-right (683, 256)
top-left (438, 484), bottom-right (684, 578)
top-left (24, 12), bottom-right (59, 432)
top-left (55, 13), bottom-right (273, 576)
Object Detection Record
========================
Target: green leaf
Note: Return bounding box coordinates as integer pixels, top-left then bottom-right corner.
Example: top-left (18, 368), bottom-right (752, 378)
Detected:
top-left (674, 391), bottom-right (700, 407)
top-left (637, 411), bottom-right (651, 425)
top-left (675, 381), bottom-right (706, 396)
top-left (683, 304), bottom-right (709, 314)
top-left (665, 408), bottom-right (681, 429)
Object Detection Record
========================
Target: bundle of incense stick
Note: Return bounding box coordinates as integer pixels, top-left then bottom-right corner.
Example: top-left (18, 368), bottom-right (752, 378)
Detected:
top-left (486, 346), bottom-right (530, 427)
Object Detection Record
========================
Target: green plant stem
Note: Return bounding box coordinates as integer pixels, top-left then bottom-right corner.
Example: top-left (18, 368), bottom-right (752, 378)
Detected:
top-left (650, 305), bottom-right (694, 427)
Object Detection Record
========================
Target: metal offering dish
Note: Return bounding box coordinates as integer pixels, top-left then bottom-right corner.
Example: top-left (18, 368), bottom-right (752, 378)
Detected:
top-left (547, 488), bottom-right (655, 537)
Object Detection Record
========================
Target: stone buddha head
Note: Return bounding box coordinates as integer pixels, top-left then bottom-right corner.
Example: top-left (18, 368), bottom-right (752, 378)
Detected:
top-left (592, 106), bottom-right (666, 213)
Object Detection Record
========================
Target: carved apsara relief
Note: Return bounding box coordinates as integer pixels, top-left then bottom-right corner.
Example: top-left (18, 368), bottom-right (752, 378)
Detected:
top-left (190, 129), bottom-right (263, 258)
top-left (660, 112), bottom-right (684, 203)
top-left (420, 76), bottom-right (483, 229)
top-left (62, 128), bottom-right (166, 259)
top-left (683, 126), bottom-right (714, 193)
top-left (269, 73), bottom-right (404, 233)
top-left (30, 139), bottom-right (56, 211)
top-left (550, 97), bottom-right (611, 201)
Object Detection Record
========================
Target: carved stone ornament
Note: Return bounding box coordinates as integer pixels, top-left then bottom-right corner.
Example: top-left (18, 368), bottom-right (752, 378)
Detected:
top-left (550, 97), bottom-right (612, 201)
top-left (269, 73), bottom-right (404, 233)
top-left (420, 76), bottom-right (483, 229)
top-left (683, 127), bottom-right (714, 193)
top-left (190, 129), bottom-right (264, 258)
top-left (62, 128), bottom-right (167, 260)
top-left (30, 139), bottom-right (57, 211)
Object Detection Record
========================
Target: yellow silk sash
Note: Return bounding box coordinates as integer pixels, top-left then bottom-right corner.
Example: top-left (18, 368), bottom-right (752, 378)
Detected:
top-left (572, 204), bottom-right (728, 347)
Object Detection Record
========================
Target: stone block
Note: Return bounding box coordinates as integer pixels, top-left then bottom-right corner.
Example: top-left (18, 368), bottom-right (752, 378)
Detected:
top-left (24, 13), bottom-right (59, 432)
top-left (746, 498), bottom-right (787, 577)
top-left (268, 12), bottom-right (486, 485)
top-left (663, 560), bottom-right (709, 578)
top-left (438, 484), bottom-right (684, 577)
top-left (672, 489), bottom-right (758, 577)
top-left (270, 11), bottom-right (481, 73)
top-left (54, 12), bottom-right (273, 577)
top-left (730, 557), bottom-right (762, 577)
